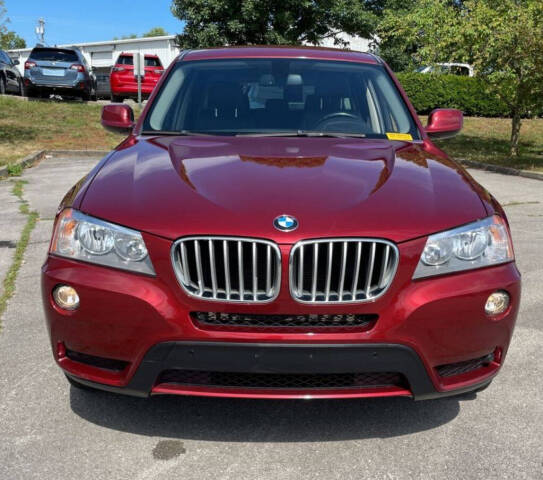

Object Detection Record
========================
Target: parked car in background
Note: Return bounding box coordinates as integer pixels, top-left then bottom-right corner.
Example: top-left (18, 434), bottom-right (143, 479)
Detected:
top-left (0, 49), bottom-right (24, 96)
top-left (43, 47), bottom-right (519, 401)
top-left (24, 46), bottom-right (97, 101)
top-left (416, 63), bottom-right (474, 77)
top-left (109, 52), bottom-right (164, 102)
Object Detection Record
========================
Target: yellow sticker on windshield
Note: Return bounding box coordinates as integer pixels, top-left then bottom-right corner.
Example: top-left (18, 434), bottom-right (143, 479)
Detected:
top-left (386, 133), bottom-right (413, 141)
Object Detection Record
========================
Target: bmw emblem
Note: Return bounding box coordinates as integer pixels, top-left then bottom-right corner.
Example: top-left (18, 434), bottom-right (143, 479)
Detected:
top-left (274, 214), bottom-right (298, 232)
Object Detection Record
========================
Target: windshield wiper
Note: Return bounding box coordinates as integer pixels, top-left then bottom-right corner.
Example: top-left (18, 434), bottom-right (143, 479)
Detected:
top-left (140, 130), bottom-right (214, 136)
top-left (236, 130), bottom-right (366, 138)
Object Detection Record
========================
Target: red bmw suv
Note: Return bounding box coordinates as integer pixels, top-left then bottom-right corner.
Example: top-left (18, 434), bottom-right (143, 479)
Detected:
top-left (109, 53), bottom-right (164, 102)
top-left (42, 47), bottom-right (520, 400)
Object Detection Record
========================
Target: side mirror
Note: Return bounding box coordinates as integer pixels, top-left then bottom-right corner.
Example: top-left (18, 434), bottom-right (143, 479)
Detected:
top-left (101, 104), bottom-right (135, 134)
top-left (13, 59), bottom-right (20, 66)
top-left (425, 109), bottom-right (463, 140)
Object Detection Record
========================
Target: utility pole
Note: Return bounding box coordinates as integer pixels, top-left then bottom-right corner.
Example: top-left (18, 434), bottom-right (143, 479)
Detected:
top-left (35, 18), bottom-right (45, 45)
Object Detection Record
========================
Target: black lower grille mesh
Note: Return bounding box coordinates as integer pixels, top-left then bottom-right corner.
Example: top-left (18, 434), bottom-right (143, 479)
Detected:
top-left (157, 370), bottom-right (406, 390)
top-left (192, 312), bottom-right (378, 330)
top-left (436, 353), bottom-right (494, 377)
top-left (65, 349), bottom-right (129, 372)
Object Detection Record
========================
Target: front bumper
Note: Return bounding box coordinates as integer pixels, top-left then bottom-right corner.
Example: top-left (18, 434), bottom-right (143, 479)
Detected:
top-left (42, 235), bottom-right (521, 400)
top-left (64, 342), bottom-right (498, 400)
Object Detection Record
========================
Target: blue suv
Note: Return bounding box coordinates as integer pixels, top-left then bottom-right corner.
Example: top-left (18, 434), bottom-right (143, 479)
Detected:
top-left (24, 46), bottom-right (96, 101)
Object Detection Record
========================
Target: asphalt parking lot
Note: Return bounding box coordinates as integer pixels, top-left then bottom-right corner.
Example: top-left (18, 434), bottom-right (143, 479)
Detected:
top-left (0, 155), bottom-right (542, 480)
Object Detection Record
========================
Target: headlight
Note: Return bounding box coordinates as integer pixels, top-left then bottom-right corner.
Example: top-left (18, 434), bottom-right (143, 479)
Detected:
top-left (50, 208), bottom-right (155, 275)
top-left (413, 215), bottom-right (514, 279)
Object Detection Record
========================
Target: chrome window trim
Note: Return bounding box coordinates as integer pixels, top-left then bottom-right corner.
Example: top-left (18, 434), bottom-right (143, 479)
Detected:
top-left (289, 237), bottom-right (399, 304)
top-left (171, 236), bottom-right (282, 304)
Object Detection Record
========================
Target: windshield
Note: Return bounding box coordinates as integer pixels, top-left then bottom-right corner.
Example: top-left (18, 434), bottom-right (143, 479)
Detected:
top-left (144, 59), bottom-right (420, 139)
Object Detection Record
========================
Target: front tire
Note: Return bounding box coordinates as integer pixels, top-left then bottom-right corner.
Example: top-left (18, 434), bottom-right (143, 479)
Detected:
top-left (0, 76), bottom-right (6, 95)
top-left (18, 79), bottom-right (25, 96)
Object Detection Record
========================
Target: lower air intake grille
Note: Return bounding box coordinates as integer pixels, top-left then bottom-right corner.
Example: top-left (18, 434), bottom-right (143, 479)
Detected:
top-left (436, 353), bottom-right (495, 377)
top-left (65, 349), bottom-right (129, 372)
top-left (290, 238), bottom-right (399, 304)
top-left (192, 312), bottom-right (378, 330)
top-left (157, 370), bottom-right (406, 390)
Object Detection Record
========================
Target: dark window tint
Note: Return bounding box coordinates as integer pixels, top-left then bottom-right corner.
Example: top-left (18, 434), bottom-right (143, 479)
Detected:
top-left (0, 51), bottom-right (10, 63)
top-left (30, 48), bottom-right (79, 63)
top-left (145, 57), bottom-right (162, 67)
top-left (117, 55), bottom-right (134, 66)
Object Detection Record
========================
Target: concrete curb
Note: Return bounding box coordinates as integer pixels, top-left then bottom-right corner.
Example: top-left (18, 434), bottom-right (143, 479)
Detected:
top-left (460, 159), bottom-right (543, 181)
top-left (0, 151), bottom-right (46, 179)
top-left (0, 150), bottom-right (108, 179)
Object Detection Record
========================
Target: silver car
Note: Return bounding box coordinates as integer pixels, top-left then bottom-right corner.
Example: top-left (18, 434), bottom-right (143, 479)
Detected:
top-left (24, 46), bottom-right (97, 100)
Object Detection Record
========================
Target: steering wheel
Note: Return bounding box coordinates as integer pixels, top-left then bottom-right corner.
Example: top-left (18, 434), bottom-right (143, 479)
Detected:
top-left (313, 112), bottom-right (362, 132)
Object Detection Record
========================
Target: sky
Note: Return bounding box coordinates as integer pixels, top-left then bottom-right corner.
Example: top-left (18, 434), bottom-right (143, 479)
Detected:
top-left (3, 0), bottom-right (183, 47)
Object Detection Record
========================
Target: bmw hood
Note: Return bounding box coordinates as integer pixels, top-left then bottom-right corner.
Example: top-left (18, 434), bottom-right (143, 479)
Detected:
top-left (80, 135), bottom-right (488, 243)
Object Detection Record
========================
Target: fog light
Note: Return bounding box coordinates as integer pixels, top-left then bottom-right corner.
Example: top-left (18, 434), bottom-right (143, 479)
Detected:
top-left (53, 285), bottom-right (80, 310)
top-left (485, 291), bottom-right (510, 316)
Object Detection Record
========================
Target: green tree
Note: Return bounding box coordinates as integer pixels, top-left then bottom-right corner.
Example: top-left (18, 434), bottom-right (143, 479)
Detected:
top-left (171, 0), bottom-right (377, 49)
top-left (113, 34), bottom-right (138, 40)
top-left (0, 1), bottom-right (27, 49)
top-left (379, 0), bottom-right (543, 158)
top-left (142, 27), bottom-right (168, 37)
top-left (1, 30), bottom-right (26, 49)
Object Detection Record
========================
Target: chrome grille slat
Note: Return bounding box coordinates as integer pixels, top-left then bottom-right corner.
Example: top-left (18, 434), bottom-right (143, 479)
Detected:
top-left (325, 242), bottom-right (333, 301)
top-left (237, 241), bottom-right (244, 298)
top-left (252, 242), bottom-right (257, 301)
top-left (378, 245), bottom-right (390, 289)
top-left (311, 243), bottom-right (319, 301)
top-left (209, 240), bottom-right (217, 297)
top-left (290, 238), bottom-right (399, 304)
top-left (266, 245), bottom-right (272, 295)
top-left (338, 242), bottom-right (348, 301)
top-left (223, 240), bottom-right (231, 300)
top-left (351, 242), bottom-right (362, 298)
top-left (297, 245), bottom-right (304, 297)
top-left (365, 243), bottom-right (376, 297)
top-left (194, 240), bottom-right (204, 296)
top-left (180, 242), bottom-right (189, 284)
top-left (172, 237), bottom-right (281, 303)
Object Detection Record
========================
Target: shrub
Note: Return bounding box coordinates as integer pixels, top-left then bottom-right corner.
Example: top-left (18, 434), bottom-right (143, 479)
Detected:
top-left (396, 73), bottom-right (511, 117)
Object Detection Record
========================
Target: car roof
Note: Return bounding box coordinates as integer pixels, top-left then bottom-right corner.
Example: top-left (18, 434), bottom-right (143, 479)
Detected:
top-left (118, 52), bottom-right (159, 58)
top-left (181, 46), bottom-right (380, 64)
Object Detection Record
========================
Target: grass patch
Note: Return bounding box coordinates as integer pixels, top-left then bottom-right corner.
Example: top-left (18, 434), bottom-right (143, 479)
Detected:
top-left (421, 116), bottom-right (543, 172)
top-left (0, 96), bottom-right (124, 167)
top-left (6, 163), bottom-right (24, 177)
top-left (0, 180), bottom-right (39, 330)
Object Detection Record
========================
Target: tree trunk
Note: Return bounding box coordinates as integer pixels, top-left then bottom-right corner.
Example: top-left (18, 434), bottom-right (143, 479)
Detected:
top-left (510, 112), bottom-right (522, 158)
